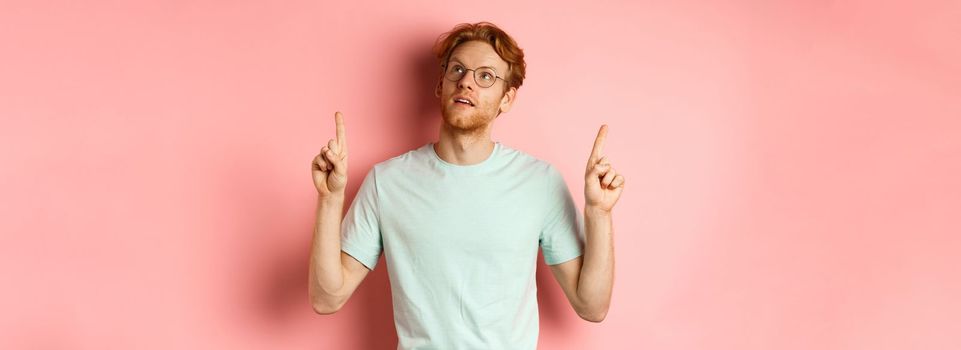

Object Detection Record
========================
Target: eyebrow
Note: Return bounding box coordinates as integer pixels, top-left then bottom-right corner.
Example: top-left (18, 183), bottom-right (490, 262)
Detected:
top-left (448, 57), bottom-right (501, 72)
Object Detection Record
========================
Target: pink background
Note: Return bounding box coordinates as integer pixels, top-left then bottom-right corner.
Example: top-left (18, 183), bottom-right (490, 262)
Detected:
top-left (2, 0), bottom-right (959, 349)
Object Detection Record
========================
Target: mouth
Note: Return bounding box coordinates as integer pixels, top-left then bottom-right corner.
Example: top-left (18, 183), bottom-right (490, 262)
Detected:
top-left (453, 96), bottom-right (475, 107)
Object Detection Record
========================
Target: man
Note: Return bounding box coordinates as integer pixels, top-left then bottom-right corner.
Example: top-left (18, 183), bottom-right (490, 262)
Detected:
top-left (308, 22), bottom-right (625, 349)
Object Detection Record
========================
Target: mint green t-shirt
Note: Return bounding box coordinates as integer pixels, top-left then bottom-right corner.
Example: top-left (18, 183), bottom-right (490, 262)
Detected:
top-left (340, 142), bottom-right (584, 349)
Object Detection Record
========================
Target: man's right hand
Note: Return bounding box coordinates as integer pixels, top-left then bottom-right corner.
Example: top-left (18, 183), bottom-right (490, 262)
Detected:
top-left (312, 111), bottom-right (349, 197)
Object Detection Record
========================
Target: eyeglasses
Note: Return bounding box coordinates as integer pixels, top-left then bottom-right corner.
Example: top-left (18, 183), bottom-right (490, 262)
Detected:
top-left (442, 62), bottom-right (507, 88)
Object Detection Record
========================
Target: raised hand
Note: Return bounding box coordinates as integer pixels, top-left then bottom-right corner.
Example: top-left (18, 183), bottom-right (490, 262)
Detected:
top-left (584, 125), bottom-right (625, 212)
top-left (312, 112), bottom-right (349, 197)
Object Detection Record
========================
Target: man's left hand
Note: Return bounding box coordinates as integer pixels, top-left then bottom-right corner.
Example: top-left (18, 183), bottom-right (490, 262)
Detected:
top-left (584, 125), bottom-right (625, 212)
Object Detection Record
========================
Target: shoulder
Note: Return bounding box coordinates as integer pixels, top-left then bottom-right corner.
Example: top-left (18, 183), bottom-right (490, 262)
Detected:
top-left (367, 144), bottom-right (431, 177)
top-left (497, 143), bottom-right (565, 181)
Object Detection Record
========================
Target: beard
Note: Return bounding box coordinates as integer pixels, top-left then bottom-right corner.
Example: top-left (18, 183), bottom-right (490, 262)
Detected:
top-left (439, 99), bottom-right (498, 134)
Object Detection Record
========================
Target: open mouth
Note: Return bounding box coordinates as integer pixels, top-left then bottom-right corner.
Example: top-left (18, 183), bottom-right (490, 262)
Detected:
top-left (453, 97), bottom-right (475, 107)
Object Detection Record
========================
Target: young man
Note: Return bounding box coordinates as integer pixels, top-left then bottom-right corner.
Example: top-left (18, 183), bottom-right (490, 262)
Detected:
top-left (308, 22), bottom-right (625, 349)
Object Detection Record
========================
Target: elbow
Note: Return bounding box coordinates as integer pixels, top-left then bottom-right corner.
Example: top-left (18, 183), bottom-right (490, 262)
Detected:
top-left (576, 304), bottom-right (609, 323)
top-left (311, 298), bottom-right (344, 315)
top-left (310, 290), bottom-right (346, 315)
top-left (312, 305), bottom-right (340, 315)
top-left (579, 310), bottom-right (607, 323)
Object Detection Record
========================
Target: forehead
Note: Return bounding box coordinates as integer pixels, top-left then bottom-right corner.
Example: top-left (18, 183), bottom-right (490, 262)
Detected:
top-left (448, 41), bottom-right (508, 72)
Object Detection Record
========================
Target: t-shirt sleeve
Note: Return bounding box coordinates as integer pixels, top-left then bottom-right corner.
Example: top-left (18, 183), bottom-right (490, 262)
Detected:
top-left (539, 165), bottom-right (585, 265)
top-left (340, 168), bottom-right (383, 270)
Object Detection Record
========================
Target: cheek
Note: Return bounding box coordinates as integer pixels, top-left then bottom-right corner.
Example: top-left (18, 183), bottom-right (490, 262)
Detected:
top-left (483, 94), bottom-right (504, 109)
top-left (437, 81), bottom-right (451, 96)
top-left (484, 93), bottom-right (501, 106)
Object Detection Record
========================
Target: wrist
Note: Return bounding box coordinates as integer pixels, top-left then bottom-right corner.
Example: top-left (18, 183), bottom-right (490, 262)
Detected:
top-left (318, 192), bottom-right (345, 206)
top-left (585, 205), bottom-right (612, 218)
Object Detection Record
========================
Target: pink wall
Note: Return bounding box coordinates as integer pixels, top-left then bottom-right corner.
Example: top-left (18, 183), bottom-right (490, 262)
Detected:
top-left (2, 0), bottom-right (959, 349)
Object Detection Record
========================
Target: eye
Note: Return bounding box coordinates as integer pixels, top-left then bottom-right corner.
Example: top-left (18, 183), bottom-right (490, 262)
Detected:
top-left (480, 72), bottom-right (493, 81)
top-left (452, 65), bottom-right (465, 74)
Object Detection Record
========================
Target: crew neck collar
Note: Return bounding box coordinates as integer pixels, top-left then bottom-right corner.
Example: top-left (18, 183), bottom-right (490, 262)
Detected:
top-left (427, 141), bottom-right (501, 170)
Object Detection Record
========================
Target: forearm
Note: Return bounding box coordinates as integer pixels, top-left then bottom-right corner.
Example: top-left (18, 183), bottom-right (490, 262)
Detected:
top-left (576, 206), bottom-right (615, 318)
top-left (309, 194), bottom-right (346, 297)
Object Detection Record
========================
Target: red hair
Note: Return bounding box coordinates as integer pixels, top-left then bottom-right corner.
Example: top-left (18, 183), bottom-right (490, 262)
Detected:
top-left (432, 22), bottom-right (527, 91)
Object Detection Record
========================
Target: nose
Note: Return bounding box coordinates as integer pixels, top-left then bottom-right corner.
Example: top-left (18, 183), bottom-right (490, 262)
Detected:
top-left (457, 71), bottom-right (475, 90)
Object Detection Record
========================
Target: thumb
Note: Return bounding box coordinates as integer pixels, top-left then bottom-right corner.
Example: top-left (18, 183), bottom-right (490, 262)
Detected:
top-left (326, 149), bottom-right (348, 176)
top-left (586, 156), bottom-right (610, 178)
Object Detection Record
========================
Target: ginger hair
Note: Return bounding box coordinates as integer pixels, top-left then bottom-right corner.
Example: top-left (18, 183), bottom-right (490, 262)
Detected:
top-left (432, 22), bottom-right (527, 91)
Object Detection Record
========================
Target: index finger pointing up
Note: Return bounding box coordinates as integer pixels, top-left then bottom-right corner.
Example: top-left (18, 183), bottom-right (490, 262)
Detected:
top-left (590, 124), bottom-right (608, 162)
top-left (335, 111), bottom-right (347, 153)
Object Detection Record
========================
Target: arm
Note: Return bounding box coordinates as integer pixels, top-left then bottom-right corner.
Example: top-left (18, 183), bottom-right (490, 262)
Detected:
top-left (550, 125), bottom-right (625, 323)
top-left (308, 112), bottom-right (371, 314)
top-left (549, 207), bottom-right (614, 322)
top-left (308, 194), bottom-right (371, 314)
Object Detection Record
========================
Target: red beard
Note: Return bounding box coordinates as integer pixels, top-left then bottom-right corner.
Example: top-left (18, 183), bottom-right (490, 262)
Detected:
top-left (440, 100), bottom-right (497, 133)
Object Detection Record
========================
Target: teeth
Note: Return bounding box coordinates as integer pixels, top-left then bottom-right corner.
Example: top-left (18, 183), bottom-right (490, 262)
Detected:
top-left (456, 99), bottom-right (472, 105)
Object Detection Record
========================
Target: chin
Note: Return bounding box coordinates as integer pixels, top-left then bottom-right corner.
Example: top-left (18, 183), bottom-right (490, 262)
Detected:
top-left (441, 107), bottom-right (492, 132)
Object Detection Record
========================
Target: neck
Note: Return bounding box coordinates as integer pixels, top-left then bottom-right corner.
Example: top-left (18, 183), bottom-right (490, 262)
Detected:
top-left (434, 122), bottom-right (495, 165)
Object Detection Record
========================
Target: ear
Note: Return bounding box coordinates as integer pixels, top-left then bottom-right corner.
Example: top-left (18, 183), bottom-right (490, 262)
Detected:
top-left (434, 79), bottom-right (443, 98)
top-left (498, 86), bottom-right (517, 114)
